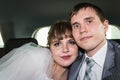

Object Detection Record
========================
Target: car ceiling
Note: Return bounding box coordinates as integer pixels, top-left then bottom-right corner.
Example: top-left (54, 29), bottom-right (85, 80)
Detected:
top-left (1, 0), bottom-right (120, 59)
top-left (0, 0), bottom-right (120, 27)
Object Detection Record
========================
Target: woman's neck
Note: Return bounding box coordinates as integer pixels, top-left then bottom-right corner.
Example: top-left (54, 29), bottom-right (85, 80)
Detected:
top-left (53, 63), bottom-right (68, 80)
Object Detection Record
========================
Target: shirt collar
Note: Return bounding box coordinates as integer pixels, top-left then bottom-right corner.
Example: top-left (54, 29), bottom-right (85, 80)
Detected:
top-left (85, 41), bottom-right (108, 68)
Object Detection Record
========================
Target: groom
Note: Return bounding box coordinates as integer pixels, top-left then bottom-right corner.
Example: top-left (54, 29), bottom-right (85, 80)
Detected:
top-left (68, 2), bottom-right (120, 80)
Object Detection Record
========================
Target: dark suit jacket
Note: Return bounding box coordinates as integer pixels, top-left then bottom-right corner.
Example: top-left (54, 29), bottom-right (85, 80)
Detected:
top-left (68, 40), bottom-right (120, 80)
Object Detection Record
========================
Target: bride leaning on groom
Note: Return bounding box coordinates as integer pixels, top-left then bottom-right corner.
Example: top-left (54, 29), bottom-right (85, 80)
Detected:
top-left (0, 20), bottom-right (78, 80)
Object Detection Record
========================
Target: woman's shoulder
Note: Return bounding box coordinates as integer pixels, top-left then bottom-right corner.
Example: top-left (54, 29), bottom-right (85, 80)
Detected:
top-left (0, 42), bottom-right (52, 64)
top-left (15, 42), bottom-right (52, 60)
top-left (0, 42), bottom-right (54, 80)
top-left (16, 42), bottom-right (51, 55)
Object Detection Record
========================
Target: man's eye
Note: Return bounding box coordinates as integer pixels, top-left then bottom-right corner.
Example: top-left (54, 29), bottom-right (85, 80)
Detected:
top-left (73, 24), bottom-right (80, 29)
top-left (87, 20), bottom-right (93, 24)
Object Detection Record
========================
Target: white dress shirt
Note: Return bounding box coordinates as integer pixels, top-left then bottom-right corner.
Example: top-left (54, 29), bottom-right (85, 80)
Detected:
top-left (77, 41), bottom-right (108, 80)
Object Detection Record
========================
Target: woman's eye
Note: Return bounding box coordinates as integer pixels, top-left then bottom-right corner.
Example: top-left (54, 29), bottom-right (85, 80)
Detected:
top-left (69, 40), bottom-right (76, 45)
top-left (54, 42), bottom-right (60, 47)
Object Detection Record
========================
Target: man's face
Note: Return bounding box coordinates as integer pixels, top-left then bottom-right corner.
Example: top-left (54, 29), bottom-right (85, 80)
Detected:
top-left (71, 7), bottom-right (108, 55)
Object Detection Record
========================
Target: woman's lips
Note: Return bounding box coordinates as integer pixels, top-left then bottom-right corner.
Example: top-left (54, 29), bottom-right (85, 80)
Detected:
top-left (61, 55), bottom-right (71, 60)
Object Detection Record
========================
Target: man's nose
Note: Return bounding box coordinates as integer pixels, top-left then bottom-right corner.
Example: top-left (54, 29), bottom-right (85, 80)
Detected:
top-left (80, 25), bottom-right (87, 34)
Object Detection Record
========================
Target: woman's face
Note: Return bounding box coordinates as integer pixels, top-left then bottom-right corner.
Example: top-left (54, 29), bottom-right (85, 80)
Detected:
top-left (50, 36), bottom-right (78, 67)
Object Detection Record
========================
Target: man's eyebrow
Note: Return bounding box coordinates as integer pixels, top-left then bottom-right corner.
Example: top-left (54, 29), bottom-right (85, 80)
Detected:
top-left (84, 16), bottom-right (94, 20)
top-left (71, 22), bottom-right (80, 26)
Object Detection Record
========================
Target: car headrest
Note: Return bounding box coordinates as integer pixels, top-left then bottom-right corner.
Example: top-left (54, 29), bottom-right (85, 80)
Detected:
top-left (4, 38), bottom-right (38, 53)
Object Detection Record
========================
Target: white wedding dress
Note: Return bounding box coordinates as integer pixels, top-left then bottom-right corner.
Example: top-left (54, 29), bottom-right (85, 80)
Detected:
top-left (0, 42), bottom-right (53, 80)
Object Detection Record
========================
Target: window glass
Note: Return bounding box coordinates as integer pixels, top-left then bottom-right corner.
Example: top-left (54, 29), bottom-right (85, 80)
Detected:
top-left (106, 25), bottom-right (120, 39)
top-left (32, 26), bottom-right (50, 47)
top-left (0, 32), bottom-right (4, 48)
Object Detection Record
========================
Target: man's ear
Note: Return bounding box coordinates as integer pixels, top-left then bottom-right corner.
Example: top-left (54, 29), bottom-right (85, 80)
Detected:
top-left (103, 20), bottom-right (109, 32)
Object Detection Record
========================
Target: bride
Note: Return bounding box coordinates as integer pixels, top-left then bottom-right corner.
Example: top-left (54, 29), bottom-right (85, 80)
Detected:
top-left (0, 20), bottom-right (78, 80)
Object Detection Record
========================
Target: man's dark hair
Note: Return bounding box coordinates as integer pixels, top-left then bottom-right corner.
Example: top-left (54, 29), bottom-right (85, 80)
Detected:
top-left (69, 2), bottom-right (106, 23)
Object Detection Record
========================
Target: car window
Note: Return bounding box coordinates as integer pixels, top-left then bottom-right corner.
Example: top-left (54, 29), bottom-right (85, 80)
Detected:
top-left (106, 25), bottom-right (120, 39)
top-left (32, 26), bottom-right (50, 47)
top-left (0, 32), bottom-right (4, 48)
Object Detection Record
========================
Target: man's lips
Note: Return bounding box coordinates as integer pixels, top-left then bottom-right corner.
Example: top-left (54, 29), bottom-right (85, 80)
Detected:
top-left (80, 36), bottom-right (92, 41)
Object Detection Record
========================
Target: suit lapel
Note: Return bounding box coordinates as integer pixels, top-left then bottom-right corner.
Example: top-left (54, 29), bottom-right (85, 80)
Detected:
top-left (68, 51), bottom-right (85, 80)
top-left (102, 41), bottom-right (115, 79)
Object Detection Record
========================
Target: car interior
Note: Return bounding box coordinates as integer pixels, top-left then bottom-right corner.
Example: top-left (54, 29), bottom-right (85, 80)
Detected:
top-left (0, 0), bottom-right (120, 58)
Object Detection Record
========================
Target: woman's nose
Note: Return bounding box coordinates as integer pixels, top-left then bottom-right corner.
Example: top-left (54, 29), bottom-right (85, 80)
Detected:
top-left (62, 45), bottom-right (69, 53)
